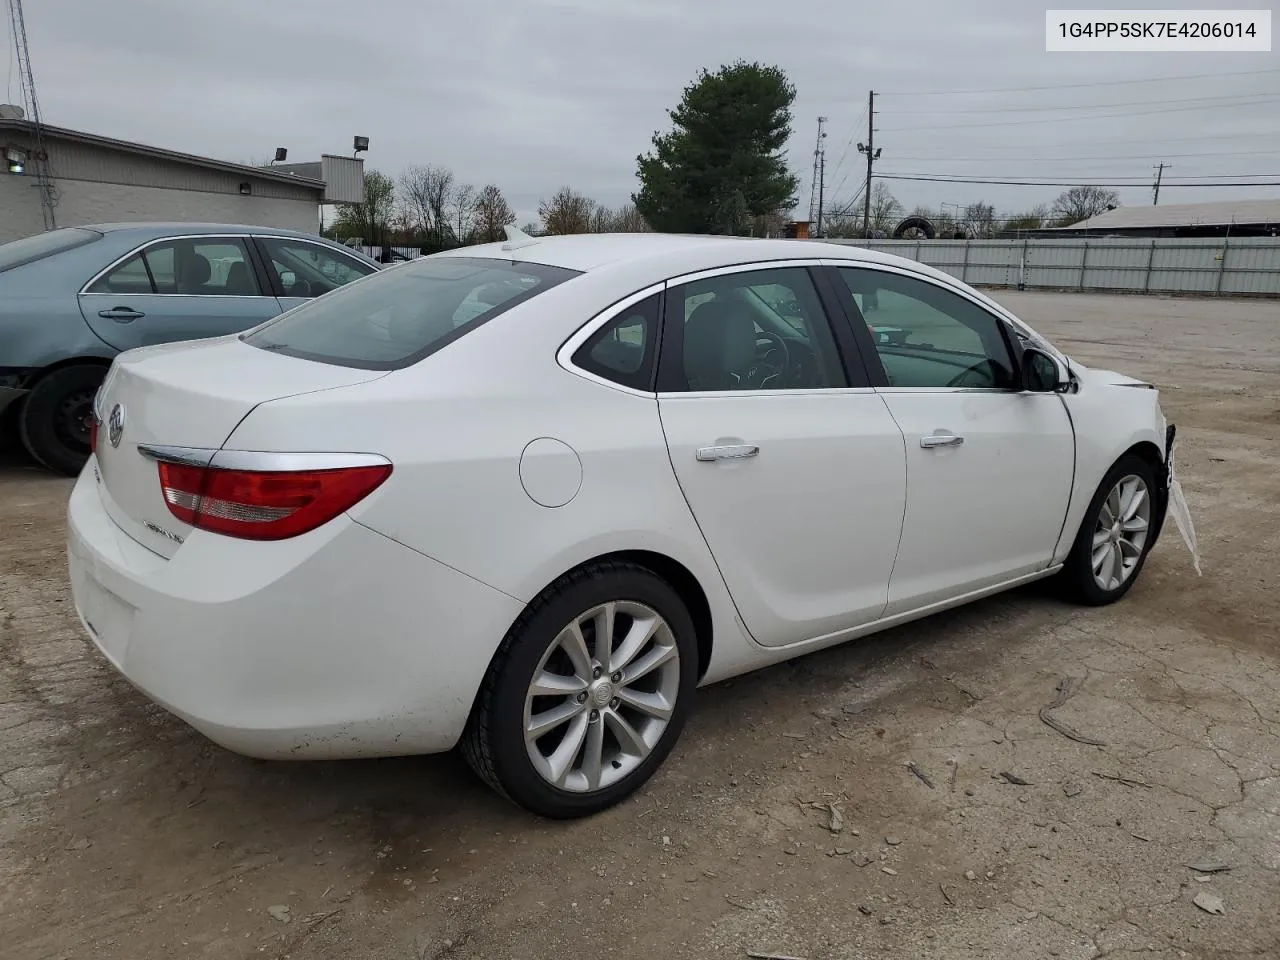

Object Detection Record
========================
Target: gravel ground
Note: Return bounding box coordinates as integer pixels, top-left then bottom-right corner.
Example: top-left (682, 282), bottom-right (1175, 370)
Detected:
top-left (2, 290), bottom-right (1278, 960)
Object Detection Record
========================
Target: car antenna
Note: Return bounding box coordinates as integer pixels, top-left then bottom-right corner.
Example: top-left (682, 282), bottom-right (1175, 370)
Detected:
top-left (501, 225), bottom-right (540, 252)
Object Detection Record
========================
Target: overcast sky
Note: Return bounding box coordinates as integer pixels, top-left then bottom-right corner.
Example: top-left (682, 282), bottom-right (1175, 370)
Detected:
top-left (9, 0), bottom-right (1279, 226)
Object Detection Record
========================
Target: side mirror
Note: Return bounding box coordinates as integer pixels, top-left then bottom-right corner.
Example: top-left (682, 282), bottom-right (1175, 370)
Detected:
top-left (1021, 346), bottom-right (1070, 393)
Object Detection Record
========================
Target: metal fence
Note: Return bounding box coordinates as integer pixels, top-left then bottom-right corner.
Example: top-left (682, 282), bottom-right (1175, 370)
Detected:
top-left (819, 236), bottom-right (1280, 297)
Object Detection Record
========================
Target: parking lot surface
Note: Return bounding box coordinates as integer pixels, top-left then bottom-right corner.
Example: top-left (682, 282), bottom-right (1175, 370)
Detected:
top-left (2, 290), bottom-right (1278, 960)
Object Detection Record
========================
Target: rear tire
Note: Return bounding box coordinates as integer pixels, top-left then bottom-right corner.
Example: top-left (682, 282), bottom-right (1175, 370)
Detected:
top-left (19, 364), bottom-right (105, 476)
top-left (1060, 454), bottom-right (1157, 606)
top-left (462, 561), bottom-right (698, 819)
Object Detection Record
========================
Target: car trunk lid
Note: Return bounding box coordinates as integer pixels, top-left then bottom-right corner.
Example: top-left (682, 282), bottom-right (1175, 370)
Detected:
top-left (92, 336), bottom-right (386, 558)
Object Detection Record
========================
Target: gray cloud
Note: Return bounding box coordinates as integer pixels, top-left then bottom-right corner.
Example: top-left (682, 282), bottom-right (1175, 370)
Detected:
top-left (13, 0), bottom-right (1279, 226)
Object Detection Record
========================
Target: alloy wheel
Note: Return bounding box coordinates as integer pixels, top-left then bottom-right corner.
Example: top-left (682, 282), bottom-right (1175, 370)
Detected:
top-left (1091, 474), bottom-right (1151, 591)
top-left (523, 600), bottom-right (681, 793)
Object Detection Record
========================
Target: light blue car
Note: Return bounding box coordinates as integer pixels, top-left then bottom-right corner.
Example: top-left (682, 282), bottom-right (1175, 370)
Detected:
top-left (0, 222), bottom-right (380, 474)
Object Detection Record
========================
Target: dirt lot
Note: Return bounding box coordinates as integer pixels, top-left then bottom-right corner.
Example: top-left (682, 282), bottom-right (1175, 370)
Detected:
top-left (2, 290), bottom-right (1278, 960)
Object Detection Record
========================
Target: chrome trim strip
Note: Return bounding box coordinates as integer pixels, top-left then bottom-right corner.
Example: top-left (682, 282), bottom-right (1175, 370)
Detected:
top-left (80, 233), bottom-right (373, 296)
top-left (80, 293), bottom-right (278, 300)
top-left (209, 450), bottom-right (391, 472)
top-left (657, 386), bottom-right (877, 399)
top-left (80, 234), bottom-right (254, 295)
top-left (664, 258), bottom-right (826, 288)
top-left (136, 443), bottom-right (390, 472)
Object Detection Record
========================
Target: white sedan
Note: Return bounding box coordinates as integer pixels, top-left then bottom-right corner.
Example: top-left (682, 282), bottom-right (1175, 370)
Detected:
top-left (68, 230), bottom-right (1177, 818)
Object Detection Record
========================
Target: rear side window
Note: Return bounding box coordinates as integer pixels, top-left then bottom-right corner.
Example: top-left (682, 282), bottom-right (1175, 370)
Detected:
top-left (0, 227), bottom-right (102, 272)
top-left (571, 293), bottom-right (660, 391)
top-left (242, 256), bottom-right (580, 370)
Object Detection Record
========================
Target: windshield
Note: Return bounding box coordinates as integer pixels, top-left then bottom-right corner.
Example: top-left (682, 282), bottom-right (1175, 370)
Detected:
top-left (0, 227), bottom-right (102, 272)
top-left (242, 256), bottom-right (581, 370)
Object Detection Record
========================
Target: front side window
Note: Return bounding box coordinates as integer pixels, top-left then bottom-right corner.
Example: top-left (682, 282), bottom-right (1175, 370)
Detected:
top-left (242, 256), bottom-right (581, 370)
top-left (662, 267), bottom-right (847, 393)
top-left (836, 267), bottom-right (1016, 389)
top-left (87, 237), bottom-right (261, 296)
top-left (258, 237), bottom-right (375, 298)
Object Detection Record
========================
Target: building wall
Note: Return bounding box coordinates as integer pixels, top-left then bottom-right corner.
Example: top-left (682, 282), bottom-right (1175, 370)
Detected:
top-left (0, 174), bottom-right (46, 242)
top-left (52, 179), bottom-right (318, 237)
top-left (1, 131), bottom-right (323, 243)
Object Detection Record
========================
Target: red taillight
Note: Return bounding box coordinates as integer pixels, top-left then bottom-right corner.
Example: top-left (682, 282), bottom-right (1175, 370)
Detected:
top-left (157, 461), bottom-right (391, 540)
top-left (89, 416), bottom-right (99, 455)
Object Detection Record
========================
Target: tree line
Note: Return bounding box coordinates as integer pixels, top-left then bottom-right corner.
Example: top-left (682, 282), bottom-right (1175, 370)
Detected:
top-left (325, 60), bottom-right (1123, 253)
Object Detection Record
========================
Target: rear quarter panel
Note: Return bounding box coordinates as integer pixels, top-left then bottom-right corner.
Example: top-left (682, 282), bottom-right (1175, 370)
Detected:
top-left (221, 278), bottom-right (757, 682)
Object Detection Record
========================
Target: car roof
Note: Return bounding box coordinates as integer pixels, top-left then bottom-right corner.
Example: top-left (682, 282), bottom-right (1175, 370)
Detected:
top-left (86, 222), bottom-right (342, 242)
top-left (435, 232), bottom-right (959, 288)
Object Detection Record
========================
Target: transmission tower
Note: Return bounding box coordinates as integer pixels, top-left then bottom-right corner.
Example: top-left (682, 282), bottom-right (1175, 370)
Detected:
top-left (7, 0), bottom-right (57, 229)
top-left (807, 117), bottom-right (827, 234)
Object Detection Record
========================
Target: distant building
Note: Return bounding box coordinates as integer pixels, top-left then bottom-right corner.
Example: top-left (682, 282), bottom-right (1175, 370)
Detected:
top-left (0, 114), bottom-right (363, 244)
top-left (1049, 199), bottom-right (1280, 238)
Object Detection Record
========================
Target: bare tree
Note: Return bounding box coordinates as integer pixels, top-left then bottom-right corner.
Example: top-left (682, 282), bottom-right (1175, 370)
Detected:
top-left (473, 184), bottom-right (517, 243)
top-left (868, 183), bottom-right (901, 236)
top-left (1005, 204), bottom-right (1050, 232)
top-left (610, 203), bottom-right (651, 232)
top-left (332, 170), bottom-right (396, 244)
top-left (964, 201), bottom-right (997, 238)
top-left (448, 183), bottom-right (477, 246)
top-left (399, 164), bottom-right (455, 245)
top-left (822, 214), bottom-right (862, 239)
top-left (588, 204), bottom-right (613, 234)
top-left (539, 186), bottom-right (596, 235)
top-left (1051, 186), bottom-right (1119, 226)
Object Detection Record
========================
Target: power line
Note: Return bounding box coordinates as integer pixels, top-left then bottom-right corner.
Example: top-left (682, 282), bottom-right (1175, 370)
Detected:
top-left (882, 149), bottom-right (1280, 162)
top-left (880, 67), bottom-right (1280, 97)
top-left (825, 103), bottom-right (869, 197)
top-left (880, 96), bottom-right (1280, 133)
top-left (884, 91), bottom-right (1280, 115)
top-left (874, 170), bottom-right (1280, 181)
top-left (877, 174), bottom-right (1280, 188)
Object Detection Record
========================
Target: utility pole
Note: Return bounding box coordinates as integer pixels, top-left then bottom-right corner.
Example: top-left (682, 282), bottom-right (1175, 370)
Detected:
top-left (1152, 162), bottom-right (1170, 206)
top-left (857, 91), bottom-right (881, 239)
top-left (808, 117), bottom-right (828, 236)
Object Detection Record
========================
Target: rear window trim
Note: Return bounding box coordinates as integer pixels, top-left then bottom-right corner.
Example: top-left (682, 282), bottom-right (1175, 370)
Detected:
top-left (0, 227), bottom-right (103, 273)
top-left (241, 256), bottom-right (582, 371)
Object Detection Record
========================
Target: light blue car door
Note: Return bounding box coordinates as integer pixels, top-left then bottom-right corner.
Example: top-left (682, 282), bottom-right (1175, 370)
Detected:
top-left (77, 235), bottom-right (283, 351)
top-left (255, 235), bottom-right (379, 313)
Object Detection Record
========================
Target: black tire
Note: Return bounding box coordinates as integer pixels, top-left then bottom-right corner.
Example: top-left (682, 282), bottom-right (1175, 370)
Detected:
top-left (18, 364), bottom-right (106, 476)
top-left (462, 561), bottom-right (699, 819)
top-left (1060, 454), bottom-right (1158, 606)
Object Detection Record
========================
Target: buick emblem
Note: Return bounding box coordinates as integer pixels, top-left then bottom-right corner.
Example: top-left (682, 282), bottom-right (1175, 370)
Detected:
top-left (107, 403), bottom-right (126, 448)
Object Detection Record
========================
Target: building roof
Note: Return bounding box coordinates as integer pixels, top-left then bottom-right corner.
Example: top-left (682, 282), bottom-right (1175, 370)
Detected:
top-left (1061, 198), bottom-right (1280, 231)
top-left (0, 118), bottom-right (325, 190)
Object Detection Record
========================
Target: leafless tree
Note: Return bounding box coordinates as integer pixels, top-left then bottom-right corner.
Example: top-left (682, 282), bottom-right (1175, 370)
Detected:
top-left (399, 164), bottom-right (455, 244)
top-left (1051, 186), bottom-right (1119, 226)
top-left (610, 203), bottom-right (651, 232)
top-left (448, 183), bottom-right (477, 246)
top-left (964, 201), bottom-right (997, 238)
top-left (539, 186), bottom-right (596, 235)
top-left (473, 184), bottom-right (517, 243)
top-left (868, 183), bottom-right (901, 236)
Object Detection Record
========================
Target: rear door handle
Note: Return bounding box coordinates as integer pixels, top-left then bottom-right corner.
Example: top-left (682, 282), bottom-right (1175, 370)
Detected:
top-left (99, 307), bottom-right (145, 322)
top-left (920, 434), bottom-right (964, 448)
top-left (696, 444), bottom-right (760, 462)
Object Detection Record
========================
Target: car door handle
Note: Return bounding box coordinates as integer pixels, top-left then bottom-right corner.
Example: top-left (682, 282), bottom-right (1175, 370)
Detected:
top-left (98, 307), bottom-right (145, 322)
top-left (696, 444), bottom-right (760, 462)
top-left (920, 434), bottom-right (964, 448)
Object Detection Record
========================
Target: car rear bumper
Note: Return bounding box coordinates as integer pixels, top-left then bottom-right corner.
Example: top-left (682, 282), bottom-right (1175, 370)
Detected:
top-left (66, 462), bottom-right (523, 759)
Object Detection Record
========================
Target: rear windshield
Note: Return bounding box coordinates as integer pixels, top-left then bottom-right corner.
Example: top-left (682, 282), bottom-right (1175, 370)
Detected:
top-left (242, 256), bottom-right (581, 370)
top-left (0, 227), bottom-right (102, 272)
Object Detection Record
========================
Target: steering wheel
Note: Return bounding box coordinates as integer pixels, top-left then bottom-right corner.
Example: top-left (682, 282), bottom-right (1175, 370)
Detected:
top-left (740, 331), bottom-right (790, 388)
top-left (946, 360), bottom-right (997, 388)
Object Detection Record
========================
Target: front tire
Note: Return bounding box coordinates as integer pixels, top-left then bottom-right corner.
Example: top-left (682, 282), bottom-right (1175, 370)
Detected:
top-left (18, 364), bottom-right (106, 476)
top-left (1060, 454), bottom-right (1157, 606)
top-left (462, 561), bottom-right (698, 818)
